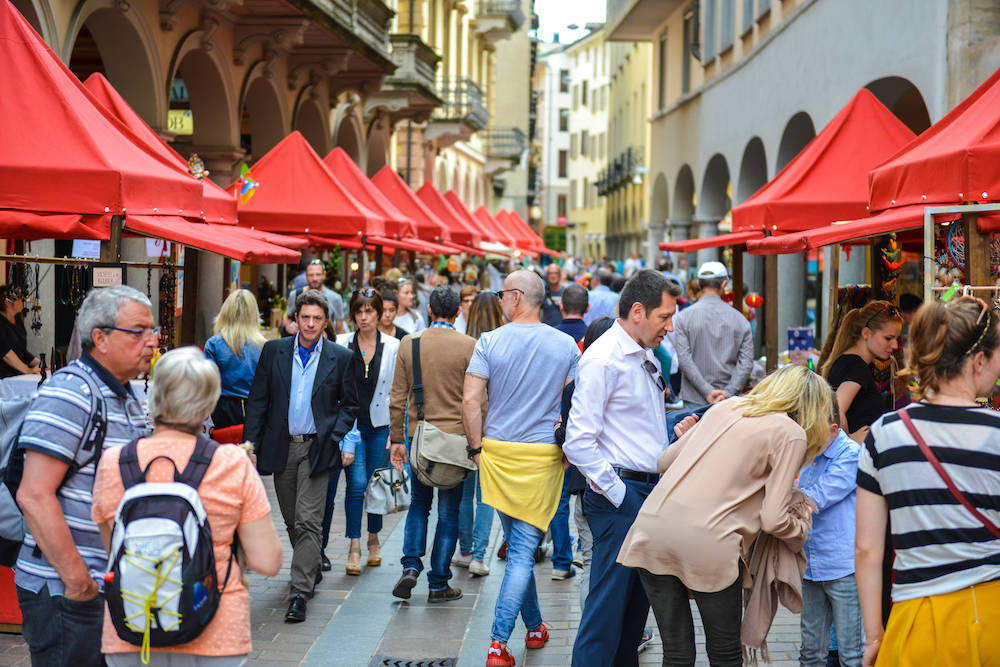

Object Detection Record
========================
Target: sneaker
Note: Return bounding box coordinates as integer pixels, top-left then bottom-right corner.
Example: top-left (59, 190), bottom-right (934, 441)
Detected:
top-left (572, 556), bottom-right (583, 568)
top-left (469, 560), bottom-right (491, 576)
top-left (428, 585), bottom-right (463, 603)
top-left (525, 622), bottom-right (549, 649)
top-left (637, 628), bottom-right (653, 654)
top-left (551, 568), bottom-right (576, 581)
top-left (486, 640), bottom-right (515, 667)
top-left (452, 552), bottom-right (473, 568)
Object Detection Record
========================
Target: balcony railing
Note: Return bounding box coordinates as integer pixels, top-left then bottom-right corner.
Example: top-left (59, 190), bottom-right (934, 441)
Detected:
top-left (431, 77), bottom-right (490, 131)
top-left (484, 127), bottom-right (527, 160)
top-left (386, 34), bottom-right (440, 97)
top-left (477, 0), bottom-right (525, 31)
top-left (596, 146), bottom-right (644, 196)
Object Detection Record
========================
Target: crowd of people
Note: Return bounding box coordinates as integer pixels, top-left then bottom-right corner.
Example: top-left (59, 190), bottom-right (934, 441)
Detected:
top-left (6, 250), bottom-right (1000, 667)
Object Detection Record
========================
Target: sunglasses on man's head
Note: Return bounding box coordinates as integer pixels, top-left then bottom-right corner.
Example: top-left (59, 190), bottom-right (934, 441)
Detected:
top-left (353, 288), bottom-right (377, 298)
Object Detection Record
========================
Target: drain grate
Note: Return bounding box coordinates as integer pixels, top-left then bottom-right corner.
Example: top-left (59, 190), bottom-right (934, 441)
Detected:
top-left (368, 658), bottom-right (457, 667)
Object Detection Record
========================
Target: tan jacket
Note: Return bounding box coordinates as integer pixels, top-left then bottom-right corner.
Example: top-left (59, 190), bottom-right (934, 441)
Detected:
top-left (389, 327), bottom-right (477, 444)
top-left (617, 398), bottom-right (810, 593)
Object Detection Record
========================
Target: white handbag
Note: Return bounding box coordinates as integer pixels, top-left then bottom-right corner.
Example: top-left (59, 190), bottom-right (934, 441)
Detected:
top-left (363, 457), bottom-right (410, 515)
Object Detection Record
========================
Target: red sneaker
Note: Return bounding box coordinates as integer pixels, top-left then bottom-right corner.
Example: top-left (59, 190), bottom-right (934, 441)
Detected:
top-left (486, 640), bottom-right (515, 666)
top-left (525, 622), bottom-right (549, 649)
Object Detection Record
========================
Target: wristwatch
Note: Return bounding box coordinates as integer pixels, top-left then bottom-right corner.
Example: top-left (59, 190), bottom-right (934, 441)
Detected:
top-left (466, 444), bottom-right (482, 459)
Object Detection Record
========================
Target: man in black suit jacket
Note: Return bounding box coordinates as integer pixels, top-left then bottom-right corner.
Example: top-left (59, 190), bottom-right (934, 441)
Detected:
top-left (245, 289), bottom-right (358, 623)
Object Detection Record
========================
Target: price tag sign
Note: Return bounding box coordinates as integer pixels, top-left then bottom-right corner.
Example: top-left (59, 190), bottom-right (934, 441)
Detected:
top-left (90, 263), bottom-right (125, 288)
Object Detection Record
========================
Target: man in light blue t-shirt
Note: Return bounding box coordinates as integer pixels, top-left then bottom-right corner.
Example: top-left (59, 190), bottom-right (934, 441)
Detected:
top-left (463, 270), bottom-right (579, 665)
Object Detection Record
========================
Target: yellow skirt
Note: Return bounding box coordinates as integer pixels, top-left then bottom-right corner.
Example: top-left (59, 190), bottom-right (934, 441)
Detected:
top-left (876, 578), bottom-right (1000, 667)
top-left (478, 438), bottom-right (564, 532)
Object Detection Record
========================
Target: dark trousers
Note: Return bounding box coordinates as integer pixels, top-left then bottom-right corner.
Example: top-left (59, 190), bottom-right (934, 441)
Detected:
top-left (638, 569), bottom-right (743, 667)
top-left (211, 395), bottom-right (246, 429)
top-left (17, 584), bottom-right (104, 667)
top-left (571, 480), bottom-right (655, 667)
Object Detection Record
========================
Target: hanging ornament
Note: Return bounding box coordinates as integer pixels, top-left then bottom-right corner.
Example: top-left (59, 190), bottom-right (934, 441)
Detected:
top-left (186, 153), bottom-right (208, 181)
top-left (722, 290), bottom-right (735, 303)
top-left (745, 292), bottom-right (764, 309)
top-left (236, 164), bottom-right (259, 204)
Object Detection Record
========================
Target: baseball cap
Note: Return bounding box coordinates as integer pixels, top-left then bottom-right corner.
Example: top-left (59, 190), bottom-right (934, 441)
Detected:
top-left (697, 261), bottom-right (729, 279)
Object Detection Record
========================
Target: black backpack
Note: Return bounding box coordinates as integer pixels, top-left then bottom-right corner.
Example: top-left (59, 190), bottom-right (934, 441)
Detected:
top-left (104, 434), bottom-right (235, 653)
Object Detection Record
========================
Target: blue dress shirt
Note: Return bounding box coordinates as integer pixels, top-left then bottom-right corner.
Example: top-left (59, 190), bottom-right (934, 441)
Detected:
top-left (288, 335), bottom-right (322, 436)
top-left (798, 429), bottom-right (861, 581)
top-left (584, 285), bottom-right (620, 325)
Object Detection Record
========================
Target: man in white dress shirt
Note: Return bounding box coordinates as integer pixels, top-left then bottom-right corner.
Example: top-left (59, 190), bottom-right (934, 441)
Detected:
top-left (563, 269), bottom-right (681, 666)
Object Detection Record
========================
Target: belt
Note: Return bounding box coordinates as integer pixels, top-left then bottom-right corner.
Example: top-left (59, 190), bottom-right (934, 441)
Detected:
top-left (289, 434), bottom-right (316, 443)
top-left (612, 467), bottom-right (659, 484)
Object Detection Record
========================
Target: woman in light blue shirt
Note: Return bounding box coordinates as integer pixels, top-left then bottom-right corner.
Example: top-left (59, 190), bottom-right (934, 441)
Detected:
top-left (203, 289), bottom-right (266, 428)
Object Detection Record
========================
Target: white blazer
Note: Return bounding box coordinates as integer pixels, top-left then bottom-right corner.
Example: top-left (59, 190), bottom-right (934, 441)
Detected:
top-left (335, 330), bottom-right (399, 428)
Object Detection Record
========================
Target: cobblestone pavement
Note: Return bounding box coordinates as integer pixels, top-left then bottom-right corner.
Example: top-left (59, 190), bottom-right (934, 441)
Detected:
top-left (0, 479), bottom-right (803, 666)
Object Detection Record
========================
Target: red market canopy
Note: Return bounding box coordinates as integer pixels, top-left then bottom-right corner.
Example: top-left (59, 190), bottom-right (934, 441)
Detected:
top-left (125, 215), bottom-right (301, 264)
top-left (323, 148), bottom-right (417, 238)
top-left (416, 183), bottom-right (483, 246)
top-left (444, 191), bottom-right (496, 244)
top-left (660, 230), bottom-right (765, 252)
top-left (497, 209), bottom-right (561, 255)
top-left (0, 210), bottom-right (110, 240)
top-left (371, 166), bottom-right (451, 243)
top-left (230, 132), bottom-right (383, 236)
top-left (869, 67), bottom-right (1000, 213)
top-left (84, 74), bottom-right (237, 225)
top-left (368, 235), bottom-right (456, 255)
top-left (731, 89), bottom-right (916, 234)
top-left (474, 206), bottom-right (524, 251)
top-left (0, 2), bottom-right (203, 219)
top-left (744, 205), bottom-right (962, 255)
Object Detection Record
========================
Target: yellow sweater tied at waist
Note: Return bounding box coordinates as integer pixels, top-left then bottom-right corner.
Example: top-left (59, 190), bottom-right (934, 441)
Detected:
top-left (478, 438), bottom-right (565, 532)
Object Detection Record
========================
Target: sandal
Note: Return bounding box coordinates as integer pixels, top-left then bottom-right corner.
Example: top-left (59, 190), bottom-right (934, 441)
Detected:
top-left (346, 545), bottom-right (362, 575)
top-left (367, 535), bottom-right (382, 567)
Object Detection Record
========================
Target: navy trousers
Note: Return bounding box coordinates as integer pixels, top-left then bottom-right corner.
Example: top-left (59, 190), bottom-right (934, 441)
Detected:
top-left (571, 479), bottom-right (656, 667)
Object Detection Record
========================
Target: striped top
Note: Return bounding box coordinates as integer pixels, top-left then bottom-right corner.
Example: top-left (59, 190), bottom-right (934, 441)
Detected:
top-left (14, 355), bottom-right (150, 596)
top-left (673, 293), bottom-right (754, 404)
top-left (857, 403), bottom-right (1000, 602)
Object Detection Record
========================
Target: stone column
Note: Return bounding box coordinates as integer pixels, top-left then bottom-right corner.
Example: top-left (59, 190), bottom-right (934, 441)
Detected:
top-left (777, 252), bottom-right (807, 352)
top-left (646, 220), bottom-right (666, 267)
top-left (668, 218), bottom-right (693, 277)
top-left (693, 218), bottom-right (721, 267)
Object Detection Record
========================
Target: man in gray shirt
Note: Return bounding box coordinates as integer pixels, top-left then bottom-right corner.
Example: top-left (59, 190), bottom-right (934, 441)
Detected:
top-left (673, 261), bottom-right (754, 408)
top-left (284, 259), bottom-right (346, 334)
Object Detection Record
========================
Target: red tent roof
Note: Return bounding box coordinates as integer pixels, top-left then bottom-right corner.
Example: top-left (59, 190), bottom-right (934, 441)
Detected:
top-left (230, 132), bottom-right (383, 236)
top-left (416, 183), bottom-right (482, 246)
top-left (497, 209), bottom-right (560, 255)
top-left (444, 191), bottom-right (496, 243)
top-left (125, 215), bottom-right (300, 264)
top-left (0, 2), bottom-right (203, 218)
top-left (323, 148), bottom-right (416, 238)
top-left (84, 74), bottom-right (237, 225)
top-left (370, 166), bottom-right (451, 243)
top-left (869, 67), bottom-right (1000, 213)
top-left (731, 89), bottom-right (915, 233)
top-left (474, 206), bottom-right (523, 250)
top-left (659, 230), bottom-right (764, 252)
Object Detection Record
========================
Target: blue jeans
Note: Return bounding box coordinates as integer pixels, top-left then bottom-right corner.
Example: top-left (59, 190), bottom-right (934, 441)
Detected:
top-left (457, 470), bottom-right (495, 560)
top-left (799, 575), bottom-right (864, 667)
top-left (549, 471), bottom-right (573, 569)
top-left (17, 584), bottom-right (104, 666)
top-left (491, 511), bottom-right (544, 643)
top-left (344, 424), bottom-right (390, 539)
top-left (401, 474), bottom-right (463, 590)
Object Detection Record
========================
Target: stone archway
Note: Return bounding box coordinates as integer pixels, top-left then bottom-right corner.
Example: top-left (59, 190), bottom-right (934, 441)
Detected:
top-left (776, 111), bottom-right (815, 172)
top-left (696, 154), bottom-right (730, 264)
top-left (865, 76), bottom-right (931, 134)
top-left (331, 94), bottom-right (365, 168)
top-left (737, 137), bottom-right (767, 204)
top-left (364, 113), bottom-right (391, 177)
top-left (65, 0), bottom-right (163, 127)
top-left (10, 0), bottom-right (57, 48)
top-left (294, 96), bottom-right (330, 156)
top-left (167, 33), bottom-right (240, 158)
top-left (240, 66), bottom-right (289, 161)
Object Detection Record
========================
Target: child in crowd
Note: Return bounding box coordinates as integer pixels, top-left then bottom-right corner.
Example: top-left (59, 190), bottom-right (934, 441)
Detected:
top-left (797, 392), bottom-right (864, 667)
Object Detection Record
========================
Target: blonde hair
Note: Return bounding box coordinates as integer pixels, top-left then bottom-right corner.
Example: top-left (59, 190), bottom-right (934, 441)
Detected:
top-left (819, 300), bottom-right (901, 377)
top-left (213, 289), bottom-right (266, 357)
top-left (148, 347), bottom-right (221, 433)
top-left (741, 364), bottom-right (834, 465)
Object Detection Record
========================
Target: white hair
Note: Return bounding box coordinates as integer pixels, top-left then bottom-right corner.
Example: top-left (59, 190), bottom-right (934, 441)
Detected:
top-left (147, 347), bottom-right (221, 433)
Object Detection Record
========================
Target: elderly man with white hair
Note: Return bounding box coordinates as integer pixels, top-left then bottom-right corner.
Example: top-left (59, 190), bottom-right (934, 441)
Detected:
top-left (462, 269), bottom-right (580, 667)
top-left (15, 286), bottom-right (156, 665)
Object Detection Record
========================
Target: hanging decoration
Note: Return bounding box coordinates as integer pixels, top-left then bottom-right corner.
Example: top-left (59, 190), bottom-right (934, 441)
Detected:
top-left (878, 233), bottom-right (903, 296)
top-left (236, 164), bottom-right (259, 204)
top-left (744, 292), bottom-right (764, 309)
top-left (722, 290), bottom-right (735, 303)
top-left (186, 153), bottom-right (208, 181)
top-left (29, 264), bottom-right (42, 334)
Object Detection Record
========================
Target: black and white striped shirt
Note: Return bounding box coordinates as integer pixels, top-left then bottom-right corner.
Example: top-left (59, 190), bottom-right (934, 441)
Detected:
top-left (858, 403), bottom-right (1000, 602)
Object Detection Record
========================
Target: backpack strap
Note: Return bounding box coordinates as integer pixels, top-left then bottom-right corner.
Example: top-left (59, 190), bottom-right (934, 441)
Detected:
top-left (118, 439), bottom-right (144, 490)
top-left (176, 433), bottom-right (219, 490)
top-left (411, 334), bottom-right (425, 422)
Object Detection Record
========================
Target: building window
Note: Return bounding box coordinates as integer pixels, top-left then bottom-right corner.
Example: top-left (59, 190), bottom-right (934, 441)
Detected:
top-left (682, 10), bottom-right (693, 93)
top-left (559, 69), bottom-right (570, 93)
top-left (581, 80), bottom-right (588, 107)
top-left (720, 0), bottom-right (734, 51)
top-left (559, 108), bottom-right (569, 131)
top-left (559, 150), bottom-right (568, 178)
top-left (581, 130), bottom-right (589, 157)
top-left (570, 179), bottom-right (577, 208)
top-left (742, 0), bottom-right (754, 33)
top-left (570, 134), bottom-right (578, 159)
top-left (557, 194), bottom-right (567, 217)
top-left (657, 30), bottom-right (668, 109)
top-left (704, 0), bottom-right (717, 62)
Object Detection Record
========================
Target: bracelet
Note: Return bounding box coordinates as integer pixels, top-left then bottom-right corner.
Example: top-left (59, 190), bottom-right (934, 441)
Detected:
top-left (466, 444), bottom-right (482, 459)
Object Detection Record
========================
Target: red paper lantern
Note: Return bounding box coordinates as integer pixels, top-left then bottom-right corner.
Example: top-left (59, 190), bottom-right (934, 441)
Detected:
top-left (745, 292), bottom-right (764, 309)
top-left (722, 291), bottom-right (735, 303)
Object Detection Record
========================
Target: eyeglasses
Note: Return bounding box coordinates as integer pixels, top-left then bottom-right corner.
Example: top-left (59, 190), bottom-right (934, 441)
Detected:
top-left (642, 360), bottom-right (667, 392)
top-left (308, 259), bottom-right (325, 266)
top-left (495, 288), bottom-right (525, 300)
top-left (104, 326), bottom-right (160, 339)
top-left (353, 288), bottom-right (377, 298)
top-left (862, 303), bottom-right (901, 330)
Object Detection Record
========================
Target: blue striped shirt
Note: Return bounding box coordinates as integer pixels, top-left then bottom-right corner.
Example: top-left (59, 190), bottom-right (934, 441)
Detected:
top-left (14, 356), bottom-right (150, 595)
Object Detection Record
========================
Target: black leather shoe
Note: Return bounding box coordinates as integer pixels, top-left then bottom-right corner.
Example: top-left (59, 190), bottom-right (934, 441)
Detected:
top-left (315, 569), bottom-right (323, 586)
top-left (427, 586), bottom-right (463, 603)
top-left (285, 595), bottom-right (307, 623)
top-left (321, 552), bottom-right (332, 572)
top-left (392, 569), bottom-right (419, 599)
